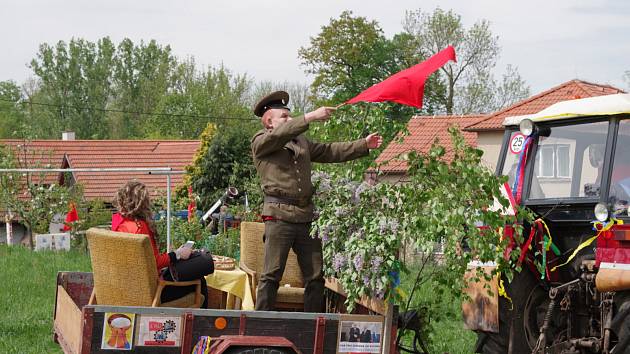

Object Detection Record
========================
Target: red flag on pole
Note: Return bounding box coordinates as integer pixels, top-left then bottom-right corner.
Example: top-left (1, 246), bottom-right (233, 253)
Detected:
top-left (187, 185), bottom-right (196, 222)
top-left (63, 203), bottom-right (79, 231)
top-left (346, 45), bottom-right (456, 108)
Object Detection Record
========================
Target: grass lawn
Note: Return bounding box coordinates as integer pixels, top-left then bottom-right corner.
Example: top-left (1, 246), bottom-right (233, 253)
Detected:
top-left (0, 244), bottom-right (91, 354)
top-left (398, 263), bottom-right (477, 353)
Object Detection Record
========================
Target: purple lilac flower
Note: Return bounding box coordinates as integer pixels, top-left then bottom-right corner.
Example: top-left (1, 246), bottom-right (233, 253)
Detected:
top-left (335, 207), bottom-right (348, 218)
top-left (371, 256), bottom-right (383, 272)
top-left (363, 275), bottom-right (370, 286)
top-left (378, 219), bottom-right (387, 234)
top-left (388, 219), bottom-right (400, 233)
top-left (320, 226), bottom-right (330, 242)
top-left (333, 254), bottom-right (346, 272)
top-left (351, 182), bottom-right (370, 204)
top-left (353, 254), bottom-right (364, 271)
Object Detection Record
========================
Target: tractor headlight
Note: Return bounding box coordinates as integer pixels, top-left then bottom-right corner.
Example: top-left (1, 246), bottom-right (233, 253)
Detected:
top-left (594, 202), bottom-right (609, 222)
top-left (519, 119), bottom-right (534, 137)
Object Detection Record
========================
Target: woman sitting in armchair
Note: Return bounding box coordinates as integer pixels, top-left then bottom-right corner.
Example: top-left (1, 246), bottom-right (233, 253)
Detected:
top-left (112, 180), bottom-right (210, 308)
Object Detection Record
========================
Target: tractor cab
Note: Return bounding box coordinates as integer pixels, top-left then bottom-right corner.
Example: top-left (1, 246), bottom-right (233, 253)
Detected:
top-left (498, 93), bottom-right (630, 223)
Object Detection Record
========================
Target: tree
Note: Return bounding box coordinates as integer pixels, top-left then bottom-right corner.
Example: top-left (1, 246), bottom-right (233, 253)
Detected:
top-left (185, 123), bottom-right (257, 210)
top-left (25, 37), bottom-right (255, 140)
top-left (29, 38), bottom-right (115, 139)
top-left (110, 38), bottom-right (176, 138)
top-left (298, 11), bottom-right (445, 117)
top-left (146, 59), bottom-right (252, 139)
top-left (0, 81), bottom-right (25, 138)
top-left (402, 8), bottom-right (530, 114)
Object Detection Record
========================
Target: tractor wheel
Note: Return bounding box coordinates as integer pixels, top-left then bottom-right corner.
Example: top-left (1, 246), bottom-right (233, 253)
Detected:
top-left (223, 347), bottom-right (294, 354)
top-left (476, 269), bottom-right (559, 354)
top-left (610, 291), bottom-right (630, 353)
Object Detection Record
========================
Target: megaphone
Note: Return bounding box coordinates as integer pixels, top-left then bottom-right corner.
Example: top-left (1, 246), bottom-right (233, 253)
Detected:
top-left (201, 187), bottom-right (239, 222)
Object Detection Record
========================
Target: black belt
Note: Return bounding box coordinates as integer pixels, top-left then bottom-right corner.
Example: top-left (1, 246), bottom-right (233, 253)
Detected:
top-left (264, 195), bottom-right (309, 206)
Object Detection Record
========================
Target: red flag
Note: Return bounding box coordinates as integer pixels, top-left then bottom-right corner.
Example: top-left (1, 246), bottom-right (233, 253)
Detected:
top-left (346, 45), bottom-right (456, 108)
top-left (63, 203), bottom-right (79, 231)
top-left (187, 185), bottom-right (196, 222)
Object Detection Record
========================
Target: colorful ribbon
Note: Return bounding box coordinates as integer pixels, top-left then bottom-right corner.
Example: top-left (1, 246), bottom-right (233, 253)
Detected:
top-left (498, 278), bottom-right (513, 309)
top-left (550, 219), bottom-right (622, 272)
top-left (512, 134), bottom-right (536, 204)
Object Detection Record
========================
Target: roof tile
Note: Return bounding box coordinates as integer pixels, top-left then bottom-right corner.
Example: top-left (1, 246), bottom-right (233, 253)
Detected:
top-left (374, 115), bottom-right (484, 173)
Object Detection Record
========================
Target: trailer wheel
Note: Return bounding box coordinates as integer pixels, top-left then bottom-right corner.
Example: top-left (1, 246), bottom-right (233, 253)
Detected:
top-left (224, 347), bottom-right (294, 354)
top-left (475, 269), bottom-right (546, 354)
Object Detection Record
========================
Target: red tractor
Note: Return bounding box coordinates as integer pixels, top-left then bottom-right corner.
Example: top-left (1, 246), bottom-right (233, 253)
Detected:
top-left (469, 94), bottom-right (630, 353)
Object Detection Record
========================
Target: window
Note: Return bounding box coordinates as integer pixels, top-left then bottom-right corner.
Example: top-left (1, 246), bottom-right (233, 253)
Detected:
top-left (609, 119), bottom-right (630, 217)
top-left (556, 145), bottom-right (571, 178)
top-left (536, 144), bottom-right (570, 178)
top-left (530, 121), bottom-right (608, 200)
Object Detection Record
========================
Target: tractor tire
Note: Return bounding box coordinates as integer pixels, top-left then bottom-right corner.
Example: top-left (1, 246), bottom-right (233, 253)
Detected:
top-left (611, 291), bottom-right (630, 354)
top-left (475, 269), bottom-right (543, 354)
top-left (223, 347), bottom-right (294, 354)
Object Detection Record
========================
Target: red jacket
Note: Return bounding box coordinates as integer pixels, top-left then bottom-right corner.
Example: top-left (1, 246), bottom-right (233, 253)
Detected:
top-left (112, 213), bottom-right (172, 270)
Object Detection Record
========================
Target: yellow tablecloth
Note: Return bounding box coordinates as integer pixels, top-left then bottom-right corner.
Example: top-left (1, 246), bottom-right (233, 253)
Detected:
top-left (205, 268), bottom-right (254, 310)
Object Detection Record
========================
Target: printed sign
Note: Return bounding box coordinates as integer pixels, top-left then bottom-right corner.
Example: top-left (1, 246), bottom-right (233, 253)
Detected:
top-left (135, 315), bottom-right (182, 347)
top-left (35, 233), bottom-right (71, 251)
top-left (338, 319), bottom-right (383, 353)
top-left (509, 133), bottom-right (526, 154)
top-left (101, 313), bottom-right (135, 350)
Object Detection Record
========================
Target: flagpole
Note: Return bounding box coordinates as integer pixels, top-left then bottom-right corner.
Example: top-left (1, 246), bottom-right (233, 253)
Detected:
top-left (335, 102), bottom-right (346, 109)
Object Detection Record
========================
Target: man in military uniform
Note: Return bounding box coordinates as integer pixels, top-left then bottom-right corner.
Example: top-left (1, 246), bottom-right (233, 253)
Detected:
top-left (251, 91), bottom-right (382, 312)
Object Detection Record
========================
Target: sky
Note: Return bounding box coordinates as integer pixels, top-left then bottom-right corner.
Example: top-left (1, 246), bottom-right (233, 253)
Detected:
top-left (1, 0), bottom-right (629, 95)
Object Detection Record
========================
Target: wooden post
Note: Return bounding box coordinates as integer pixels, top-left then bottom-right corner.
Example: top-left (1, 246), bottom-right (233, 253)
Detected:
top-left (79, 307), bottom-right (94, 354)
top-left (382, 303), bottom-right (394, 354)
top-left (181, 313), bottom-right (194, 354)
top-left (313, 316), bottom-right (326, 354)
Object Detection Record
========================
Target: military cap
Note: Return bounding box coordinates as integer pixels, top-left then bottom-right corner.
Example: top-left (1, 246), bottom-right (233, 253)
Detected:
top-left (254, 90), bottom-right (290, 117)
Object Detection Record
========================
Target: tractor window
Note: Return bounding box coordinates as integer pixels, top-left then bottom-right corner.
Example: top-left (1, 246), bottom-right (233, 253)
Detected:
top-left (529, 121), bottom-right (609, 200)
top-left (609, 119), bottom-right (630, 217)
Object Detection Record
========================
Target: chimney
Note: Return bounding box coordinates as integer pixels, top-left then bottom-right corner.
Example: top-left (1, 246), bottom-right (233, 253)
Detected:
top-left (62, 131), bottom-right (75, 141)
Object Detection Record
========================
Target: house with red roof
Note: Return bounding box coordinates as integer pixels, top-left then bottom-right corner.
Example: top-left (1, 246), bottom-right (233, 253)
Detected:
top-left (0, 137), bottom-right (200, 244)
top-left (372, 79), bottom-right (625, 183)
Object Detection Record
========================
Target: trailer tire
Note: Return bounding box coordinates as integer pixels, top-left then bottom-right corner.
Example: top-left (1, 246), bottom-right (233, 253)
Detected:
top-left (475, 269), bottom-right (540, 354)
top-left (224, 347), bottom-right (294, 354)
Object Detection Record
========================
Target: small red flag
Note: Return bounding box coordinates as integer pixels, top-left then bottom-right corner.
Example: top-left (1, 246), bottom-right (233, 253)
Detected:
top-left (346, 45), bottom-right (456, 108)
top-left (187, 185), bottom-right (196, 222)
top-left (63, 203), bottom-right (79, 231)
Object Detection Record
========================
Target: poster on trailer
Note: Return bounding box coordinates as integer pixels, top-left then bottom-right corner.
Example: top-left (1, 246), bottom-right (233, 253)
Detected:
top-left (101, 312), bottom-right (135, 350)
top-left (337, 315), bottom-right (383, 353)
top-left (135, 315), bottom-right (182, 347)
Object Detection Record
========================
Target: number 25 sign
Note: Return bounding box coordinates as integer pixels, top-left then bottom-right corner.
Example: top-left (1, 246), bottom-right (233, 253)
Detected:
top-left (509, 133), bottom-right (526, 154)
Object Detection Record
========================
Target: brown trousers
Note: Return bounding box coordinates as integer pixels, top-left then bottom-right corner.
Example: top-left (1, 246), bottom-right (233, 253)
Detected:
top-left (255, 220), bottom-right (324, 312)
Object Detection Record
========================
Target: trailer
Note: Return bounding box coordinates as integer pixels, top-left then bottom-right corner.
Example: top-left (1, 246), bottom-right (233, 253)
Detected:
top-left (53, 271), bottom-right (400, 354)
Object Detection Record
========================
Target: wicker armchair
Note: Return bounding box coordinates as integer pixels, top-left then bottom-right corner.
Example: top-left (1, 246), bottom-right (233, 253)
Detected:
top-left (86, 227), bottom-right (203, 308)
top-left (239, 222), bottom-right (305, 311)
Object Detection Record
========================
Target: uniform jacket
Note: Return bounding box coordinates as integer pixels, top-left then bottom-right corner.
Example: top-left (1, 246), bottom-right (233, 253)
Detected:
top-left (251, 116), bottom-right (368, 223)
